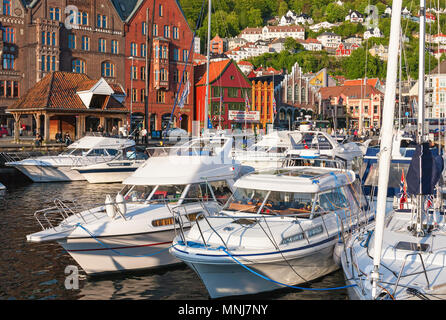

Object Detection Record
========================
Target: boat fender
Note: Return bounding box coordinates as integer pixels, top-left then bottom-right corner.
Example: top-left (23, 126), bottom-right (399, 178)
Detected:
top-left (116, 193), bottom-right (127, 216)
top-left (333, 241), bottom-right (344, 267)
top-left (105, 194), bottom-right (116, 219)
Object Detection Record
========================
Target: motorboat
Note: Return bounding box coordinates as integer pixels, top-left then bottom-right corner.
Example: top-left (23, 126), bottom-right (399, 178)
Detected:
top-left (26, 136), bottom-right (241, 275)
top-left (286, 130), bottom-right (364, 173)
top-left (72, 147), bottom-right (148, 184)
top-left (232, 130), bottom-right (294, 172)
top-left (170, 166), bottom-right (371, 298)
top-left (6, 136), bottom-right (135, 182)
top-left (0, 182), bottom-right (5, 190)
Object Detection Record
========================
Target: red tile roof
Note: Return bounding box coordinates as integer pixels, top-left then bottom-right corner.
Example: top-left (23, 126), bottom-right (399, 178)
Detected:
top-left (195, 60), bottom-right (232, 86)
top-left (343, 78), bottom-right (380, 87)
top-left (319, 84), bottom-right (383, 100)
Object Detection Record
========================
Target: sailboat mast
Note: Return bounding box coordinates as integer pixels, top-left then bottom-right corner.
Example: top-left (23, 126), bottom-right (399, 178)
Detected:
top-left (204, 0), bottom-right (212, 134)
top-left (370, 0), bottom-right (402, 299)
top-left (418, 0), bottom-right (426, 143)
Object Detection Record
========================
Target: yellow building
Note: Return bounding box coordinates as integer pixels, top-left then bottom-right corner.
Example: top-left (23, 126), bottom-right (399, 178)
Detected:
top-left (251, 80), bottom-right (274, 130)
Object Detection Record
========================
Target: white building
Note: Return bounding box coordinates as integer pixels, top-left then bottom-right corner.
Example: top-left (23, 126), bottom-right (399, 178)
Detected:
top-left (316, 32), bottom-right (342, 49)
top-left (228, 37), bottom-right (248, 51)
top-left (344, 35), bottom-right (363, 46)
top-left (364, 27), bottom-right (383, 40)
top-left (298, 38), bottom-right (323, 51)
top-left (239, 25), bottom-right (305, 43)
top-left (309, 21), bottom-right (337, 32)
top-left (279, 10), bottom-right (313, 26)
top-left (345, 10), bottom-right (364, 23)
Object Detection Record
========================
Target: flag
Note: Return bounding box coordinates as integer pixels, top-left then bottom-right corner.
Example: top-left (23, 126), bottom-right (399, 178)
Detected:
top-left (399, 169), bottom-right (407, 209)
top-left (177, 80), bottom-right (190, 109)
top-left (244, 91), bottom-right (250, 112)
top-left (273, 97), bottom-right (277, 114)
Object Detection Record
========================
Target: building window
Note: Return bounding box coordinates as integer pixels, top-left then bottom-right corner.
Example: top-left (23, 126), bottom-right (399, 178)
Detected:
top-left (132, 88), bottom-right (137, 102)
top-left (159, 4), bottom-right (163, 17)
top-left (141, 43), bottom-right (146, 57)
top-left (111, 40), bottom-right (118, 54)
top-left (142, 22), bottom-right (147, 35)
top-left (81, 36), bottom-right (90, 51)
top-left (173, 69), bottom-right (179, 83)
top-left (162, 46), bottom-right (168, 59)
top-left (173, 48), bottom-right (179, 61)
top-left (52, 56), bottom-right (56, 71)
top-left (3, 27), bottom-right (14, 43)
top-left (160, 68), bottom-right (167, 81)
top-left (80, 11), bottom-right (88, 26)
top-left (131, 42), bottom-right (137, 56)
top-left (97, 14), bottom-right (107, 28)
top-left (68, 34), bottom-right (76, 49)
top-left (140, 67), bottom-right (146, 80)
top-left (2, 53), bottom-right (14, 70)
top-left (99, 38), bottom-right (106, 53)
top-left (173, 27), bottom-right (179, 40)
top-left (228, 88), bottom-right (238, 98)
top-left (3, 0), bottom-right (11, 16)
top-left (164, 25), bottom-right (170, 38)
top-left (52, 32), bottom-right (56, 46)
top-left (141, 89), bottom-right (146, 102)
top-left (157, 90), bottom-right (165, 103)
top-left (72, 59), bottom-right (85, 73)
top-left (101, 61), bottom-right (115, 77)
top-left (182, 49), bottom-right (189, 62)
top-left (49, 7), bottom-right (60, 21)
top-left (153, 24), bottom-right (158, 36)
top-left (131, 65), bottom-right (137, 80)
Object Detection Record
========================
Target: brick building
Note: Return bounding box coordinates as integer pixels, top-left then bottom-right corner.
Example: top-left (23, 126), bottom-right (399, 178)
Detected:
top-left (2, 0), bottom-right (128, 135)
top-left (124, 0), bottom-right (194, 133)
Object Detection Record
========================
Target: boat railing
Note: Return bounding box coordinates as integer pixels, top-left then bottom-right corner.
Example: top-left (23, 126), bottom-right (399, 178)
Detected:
top-left (33, 199), bottom-right (90, 231)
top-left (349, 245), bottom-right (368, 296)
top-left (281, 156), bottom-right (347, 170)
top-left (392, 252), bottom-right (430, 296)
top-left (166, 198), bottom-right (222, 246)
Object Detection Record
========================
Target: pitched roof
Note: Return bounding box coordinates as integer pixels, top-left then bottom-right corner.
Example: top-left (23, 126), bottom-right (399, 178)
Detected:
top-left (195, 60), bottom-right (231, 86)
top-left (343, 78), bottom-right (380, 87)
top-left (8, 72), bottom-right (126, 112)
top-left (319, 84), bottom-right (382, 100)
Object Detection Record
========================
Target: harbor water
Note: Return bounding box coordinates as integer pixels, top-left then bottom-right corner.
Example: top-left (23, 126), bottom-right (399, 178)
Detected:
top-left (0, 181), bottom-right (348, 300)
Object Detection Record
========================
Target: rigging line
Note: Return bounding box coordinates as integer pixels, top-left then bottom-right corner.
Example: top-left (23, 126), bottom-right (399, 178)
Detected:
top-left (222, 248), bottom-right (358, 291)
top-left (258, 213), bottom-right (310, 284)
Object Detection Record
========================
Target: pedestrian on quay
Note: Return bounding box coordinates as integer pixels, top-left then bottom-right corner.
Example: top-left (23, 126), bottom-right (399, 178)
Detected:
top-left (34, 133), bottom-right (43, 146)
top-left (64, 132), bottom-right (72, 146)
top-left (141, 127), bottom-right (147, 144)
top-left (111, 125), bottom-right (118, 137)
top-left (134, 127), bottom-right (140, 144)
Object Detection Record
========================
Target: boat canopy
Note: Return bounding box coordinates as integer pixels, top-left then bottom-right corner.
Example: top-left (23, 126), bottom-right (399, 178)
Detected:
top-left (67, 136), bottom-right (135, 150)
top-left (234, 167), bottom-right (356, 194)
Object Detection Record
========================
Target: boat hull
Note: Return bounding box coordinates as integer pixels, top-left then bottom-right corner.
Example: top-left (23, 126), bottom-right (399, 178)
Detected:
top-left (76, 168), bottom-right (137, 184)
top-left (173, 242), bottom-right (337, 298)
top-left (13, 164), bottom-right (85, 182)
top-left (59, 229), bottom-right (181, 275)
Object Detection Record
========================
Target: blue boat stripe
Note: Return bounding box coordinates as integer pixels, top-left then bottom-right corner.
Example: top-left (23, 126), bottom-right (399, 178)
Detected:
top-left (76, 168), bottom-right (137, 174)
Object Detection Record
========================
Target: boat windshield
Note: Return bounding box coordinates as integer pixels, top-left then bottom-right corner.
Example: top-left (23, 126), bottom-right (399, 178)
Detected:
top-left (246, 145), bottom-right (287, 153)
top-left (60, 148), bottom-right (90, 156)
top-left (223, 188), bottom-right (315, 216)
top-left (121, 184), bottom-right (185, 203)
top-left (291, 132), bottom-right (333, 150)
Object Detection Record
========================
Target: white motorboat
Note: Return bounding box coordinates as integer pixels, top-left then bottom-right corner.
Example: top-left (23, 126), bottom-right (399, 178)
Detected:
top-left (0, 182), bottom-right (5, 190)
top-left (72, 147), bottom-right (148, 184)
top-left (286, 130), bottom-right (364, 172)
top-left (232, 130), bottom-right (294, 172)
top-left (170, 166), bottom-right (371, 298)
top-left (6, 136), bottom-right (135, 182)
top-left (26, 136), bottom-right (240, 275)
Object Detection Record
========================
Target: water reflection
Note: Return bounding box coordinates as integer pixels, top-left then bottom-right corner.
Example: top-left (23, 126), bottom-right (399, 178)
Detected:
top-left (0, 181), bottom-right (348, 300)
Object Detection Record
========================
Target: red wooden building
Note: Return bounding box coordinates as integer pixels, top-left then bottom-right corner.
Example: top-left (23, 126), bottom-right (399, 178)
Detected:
top-left (194, 59), bottom-right (255, 130)
top-left (124, 0), bottom-right (194, 133)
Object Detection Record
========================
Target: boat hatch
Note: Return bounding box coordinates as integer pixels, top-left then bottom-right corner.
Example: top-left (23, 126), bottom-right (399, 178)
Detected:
top-left (395, 241), bottom-right (430, 252)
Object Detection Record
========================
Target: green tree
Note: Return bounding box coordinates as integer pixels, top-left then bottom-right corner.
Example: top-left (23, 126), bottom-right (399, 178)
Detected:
top-left (278, 1), bottom-right (289, 17)
top-left (325, 3), bottom-right (347, 23)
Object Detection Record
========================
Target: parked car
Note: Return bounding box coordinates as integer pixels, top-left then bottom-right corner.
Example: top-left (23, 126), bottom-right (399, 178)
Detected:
top-left (0, 126), bottom-right (8, 137)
